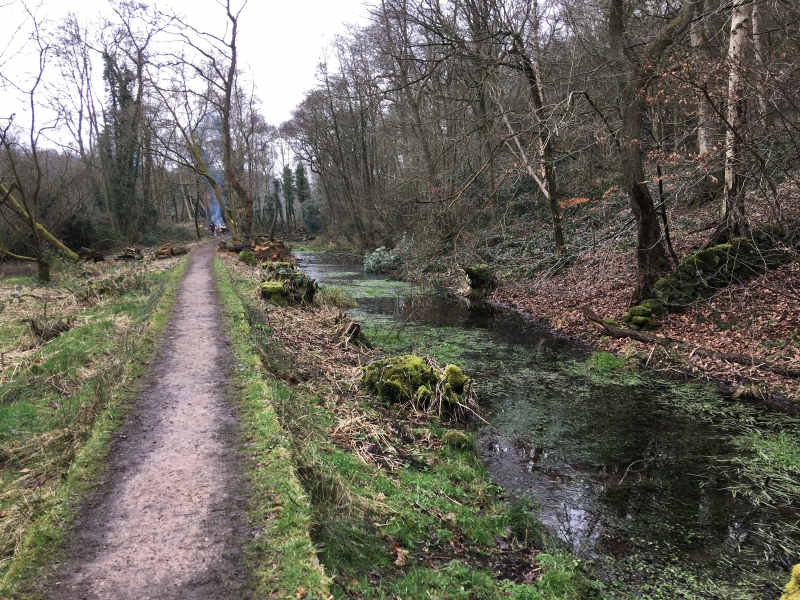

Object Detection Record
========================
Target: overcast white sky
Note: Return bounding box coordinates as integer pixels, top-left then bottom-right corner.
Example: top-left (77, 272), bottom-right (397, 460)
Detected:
top-left (0, 0), bottom-right (371, 133)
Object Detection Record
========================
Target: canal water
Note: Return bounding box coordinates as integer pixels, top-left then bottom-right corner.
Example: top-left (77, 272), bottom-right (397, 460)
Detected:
top-left (295, 251), bottom-right (799, 598)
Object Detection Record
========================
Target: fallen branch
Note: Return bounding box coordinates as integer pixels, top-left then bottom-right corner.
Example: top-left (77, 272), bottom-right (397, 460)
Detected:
top-left (581, 306), bottom-right (800, 378)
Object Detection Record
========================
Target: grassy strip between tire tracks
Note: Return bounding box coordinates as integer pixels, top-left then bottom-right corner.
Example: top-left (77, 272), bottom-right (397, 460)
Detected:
top-left (215, 253), bottom-right (598, 600)
top-left (214, 256), bottom-right (330, 599)
top-left (0, 255), bottom-right (188, 596)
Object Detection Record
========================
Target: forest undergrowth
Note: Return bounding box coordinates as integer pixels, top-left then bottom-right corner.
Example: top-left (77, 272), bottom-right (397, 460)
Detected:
top-left (217, 251), bottom-right (602, 600)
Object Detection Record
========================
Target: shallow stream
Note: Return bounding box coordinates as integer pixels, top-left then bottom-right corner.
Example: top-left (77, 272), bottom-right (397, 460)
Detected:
top-left (296, 251), bottom-right (799, 598)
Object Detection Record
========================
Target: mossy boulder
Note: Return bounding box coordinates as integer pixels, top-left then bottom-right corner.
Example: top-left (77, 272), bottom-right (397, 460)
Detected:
top-left (651, 230), bottom-right (796, 313)
top-left (621, 304), bottom-right (657, 330)
top-left (441, 430), bottom-right (471, 450)
top-left (260, 281), bottom-right (286, 305)
top-left (627, 305), bottom-right (652, 318)
top-left (362, 355), bottom-right (438, 403)
top-left (463, 265), bottom-right (496, 298)
top-left (639, 298), bottom-right (667, 318)
top-left (443, 364), bottom-right (468, 395)
top-left (781, 564), bottom-right (800, 600)
top-left (239, 250), bottom-right (256, 267)
top-left (362, 355), bottom-right (473, 417)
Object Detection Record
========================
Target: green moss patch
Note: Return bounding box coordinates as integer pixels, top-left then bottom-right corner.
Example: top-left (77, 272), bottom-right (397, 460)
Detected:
top-left (652, 230), bottom-right (796, 312)
top-left (362, 356), bottom-right (476, 418)
top-left (214, 257), bottom-right (329, 599)
top-left (261, 261), bottom-right (317, 304)
top-left (362, 355), bottom-right (438, 403)
top-left (238, 249), bottom-right (256, 266)
top-left (782, 564), bottom-right (800, 600)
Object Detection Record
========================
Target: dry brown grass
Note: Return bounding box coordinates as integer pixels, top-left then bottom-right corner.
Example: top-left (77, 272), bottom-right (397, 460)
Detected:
top-left (221, 254), bottom-right (471, 472)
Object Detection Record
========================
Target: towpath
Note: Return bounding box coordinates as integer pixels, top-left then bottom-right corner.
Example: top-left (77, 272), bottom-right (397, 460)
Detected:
top-left (49, 243), bottom-right (251, 599)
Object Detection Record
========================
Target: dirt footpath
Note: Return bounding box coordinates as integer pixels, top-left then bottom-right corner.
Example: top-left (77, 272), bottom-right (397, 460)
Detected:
top-left (49, 243), bottom-right (251, 599)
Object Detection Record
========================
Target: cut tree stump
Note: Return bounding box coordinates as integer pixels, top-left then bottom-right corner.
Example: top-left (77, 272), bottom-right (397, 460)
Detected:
top-left (156, 243), bottom-right (174, 259)
top-left (335, 321), bottom-right (372, 348)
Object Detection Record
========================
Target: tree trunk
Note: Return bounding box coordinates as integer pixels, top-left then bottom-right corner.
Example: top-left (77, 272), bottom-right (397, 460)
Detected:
top-left (608, 0), bottom-right (697, 302)
top-left (623, 74), bottom-right (670, 303)
top-left (722, 0), bottom-right (750, 237)
top-left (219, 2), bottom-right (254, 246)
top-left (269, 193), bottom-right (280, 241)
top-left (690, 0), bottom-right (720, 158)
top-left (751, 0), bottom-right (772, 129)
top-left (510, 34), bottom-right (564, 252)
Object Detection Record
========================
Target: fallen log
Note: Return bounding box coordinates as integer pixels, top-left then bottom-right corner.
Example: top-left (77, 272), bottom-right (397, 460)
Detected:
top-left (581, 306), bottom-right (800, 378)
top-left (115, 247), bottom-right (143, 261)
top-left (80, 247), bottom-right (105, 262)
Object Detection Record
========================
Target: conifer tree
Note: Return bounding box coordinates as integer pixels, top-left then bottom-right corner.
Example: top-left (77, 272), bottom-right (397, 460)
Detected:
top-left (295, 162), bottom-right (311, 204)
top-left (282, 165), bottom-right (296, 228)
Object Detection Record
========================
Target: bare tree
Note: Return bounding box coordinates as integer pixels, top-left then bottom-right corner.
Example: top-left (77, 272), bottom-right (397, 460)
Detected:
top-left (608, 0), bottom-right (697, 302)
top-left (0, 6), bottom-right (79, 281)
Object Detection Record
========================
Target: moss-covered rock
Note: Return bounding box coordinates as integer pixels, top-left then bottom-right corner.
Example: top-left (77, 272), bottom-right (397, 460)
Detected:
top-left (441, 430), bottom-right (471, 450)
top-left (443, 364), bottom-right (468, 395)
top-left (362, 355), bottom-right (473, 416)
top-left (621, 304), bottom-right (656, 330)
top-left (464, 265), bottom-right (496, 298)
top-left (627, 305), bottom-right (652, 318)
top-left (260, 281), bottom-right (287, 305)
top-left (781, 564), bottom-right (800, 600)
top-left (362, 355), bottom-right (438, 403)
top-left (639, 298), bottom-right (667, 318)
top-left (239, 250), bottom-right (256, 267)
top-left (651, 230), bottom-right (795, 313)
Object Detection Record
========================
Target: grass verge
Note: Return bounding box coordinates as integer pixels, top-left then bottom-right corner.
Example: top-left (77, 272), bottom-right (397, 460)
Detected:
top-left (213, 256), bottom-right (330, 599)
top-left (0, 255), bottom-right (188, 595)
top-left (216, 254), bottom-right (599, 600)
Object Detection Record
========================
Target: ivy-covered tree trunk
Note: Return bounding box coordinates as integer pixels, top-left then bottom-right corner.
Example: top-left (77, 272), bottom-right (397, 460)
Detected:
top-left (100, 51), bottom-right (143, 243)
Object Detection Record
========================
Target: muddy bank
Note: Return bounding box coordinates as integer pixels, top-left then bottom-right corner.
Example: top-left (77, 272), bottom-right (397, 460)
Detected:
top-left (47, 243), bottom-right (251, 599)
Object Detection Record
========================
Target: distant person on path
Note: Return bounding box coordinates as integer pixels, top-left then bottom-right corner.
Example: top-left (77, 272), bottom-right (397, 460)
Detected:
top-left (209, 220), bottom-right (216, 236)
